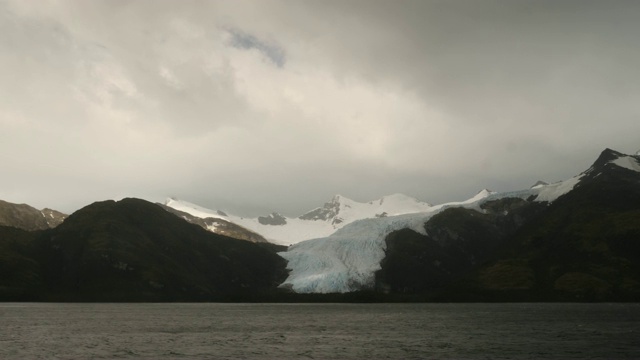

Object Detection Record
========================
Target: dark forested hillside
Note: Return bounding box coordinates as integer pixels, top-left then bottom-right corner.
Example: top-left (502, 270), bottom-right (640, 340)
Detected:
top-left (455, 149), bottom-right (640, 301)
top-left (0, 198), bottom-right (287, 301)
top-left (376, 149), bottom-right (640, 301)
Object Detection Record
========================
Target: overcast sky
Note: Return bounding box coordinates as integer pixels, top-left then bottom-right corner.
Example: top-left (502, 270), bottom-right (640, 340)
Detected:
top-left (1, 0), bottom-right (640, 216)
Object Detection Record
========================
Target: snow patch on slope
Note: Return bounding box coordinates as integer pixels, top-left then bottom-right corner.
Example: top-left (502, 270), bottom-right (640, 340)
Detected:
top-left (472, 176), bottom-right (584, 205)
top-left (165, 198), bottom-right (226, 220)
top-left (236, 217), bottom-right (337, 245)
top-left (534, 175), bottom-right (584, 203)
top-left (611, 156), bottom-right (640, 172)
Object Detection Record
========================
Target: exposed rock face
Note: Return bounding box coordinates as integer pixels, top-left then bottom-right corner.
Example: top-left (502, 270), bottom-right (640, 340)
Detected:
top-left (298, 196), bottom-right (341, 221)
top-left (258, 212), bottom-right (287, 226)
top-left (0, 200), bottom-right (67, 231)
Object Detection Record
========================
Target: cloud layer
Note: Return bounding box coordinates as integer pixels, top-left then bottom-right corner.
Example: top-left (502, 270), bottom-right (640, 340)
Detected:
top-left (1, 0), bottom-right (640, 216)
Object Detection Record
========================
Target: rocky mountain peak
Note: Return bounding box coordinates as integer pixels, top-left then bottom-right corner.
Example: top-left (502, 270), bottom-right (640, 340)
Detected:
top-left (590, 148), bottom-right (625, 170)
top-left (581, 148), bottom-right (640, 179)
top-left (477, 189), bottom-right (495, 197)
top-left (298, 195), bottom-right (343, 221)
top-left (258, 212), bottom-right (287, 226)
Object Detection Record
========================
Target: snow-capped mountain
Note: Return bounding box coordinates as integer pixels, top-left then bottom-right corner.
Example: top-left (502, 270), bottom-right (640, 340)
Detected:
top-left (299, 193), bottom-right (433, 224)
top-left (162, 148), bottom-right (640, 296)
top-left (277, 153), bottom-right (615, 293)
top-left (165, 193), bottom-right (433, 245)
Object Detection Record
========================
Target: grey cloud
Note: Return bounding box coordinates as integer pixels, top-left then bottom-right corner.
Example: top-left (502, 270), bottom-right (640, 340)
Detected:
top-left (1, 0), bottom-right (640, 216)
top-left (9, 0), bottom-right (260, 137)
top-left (268, 1), bottom-right (640, 171)
top-left (228, 29), bottom-right (286, 68)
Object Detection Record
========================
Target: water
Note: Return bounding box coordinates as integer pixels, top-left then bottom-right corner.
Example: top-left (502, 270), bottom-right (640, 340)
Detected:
top-left (1, 303), bottom-right (639, 359)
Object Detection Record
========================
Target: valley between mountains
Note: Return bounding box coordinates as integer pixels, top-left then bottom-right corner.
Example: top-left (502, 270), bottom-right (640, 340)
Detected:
top-left (1, 148), bottom-right (639, 302)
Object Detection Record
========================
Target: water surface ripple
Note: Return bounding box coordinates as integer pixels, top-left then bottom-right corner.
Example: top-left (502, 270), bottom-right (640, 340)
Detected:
top-left (1, 303), bottom-right (638, 359)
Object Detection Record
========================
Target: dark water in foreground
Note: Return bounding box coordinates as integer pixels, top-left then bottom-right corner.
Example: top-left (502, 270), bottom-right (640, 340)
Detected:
top-left (1, 303), bottom-right (639, 359)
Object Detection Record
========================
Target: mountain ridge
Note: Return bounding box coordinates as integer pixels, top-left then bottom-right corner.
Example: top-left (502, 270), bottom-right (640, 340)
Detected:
top-left (165, 193), bottom-right (435, 245)
top-left (0, 200), bottom-right (67, 231)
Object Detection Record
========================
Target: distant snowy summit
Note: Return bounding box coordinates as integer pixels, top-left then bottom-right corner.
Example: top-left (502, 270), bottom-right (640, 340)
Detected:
top-left (298, 193), bottom-right (432, 224)
top-left (164, 168), bottom-right (597, 248)
top-left (164, 193), bottom-right (433, 246)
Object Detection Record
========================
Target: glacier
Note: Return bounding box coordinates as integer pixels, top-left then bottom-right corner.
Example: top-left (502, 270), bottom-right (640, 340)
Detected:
top-left (277, 190), bottom-right (501, 293)
top-left (278, 179), bottom-right (588, 294)
top-left (278, 213), bottom-right (434, 293)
